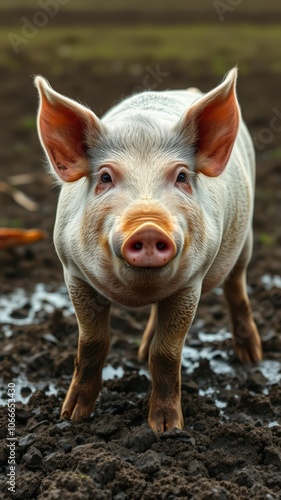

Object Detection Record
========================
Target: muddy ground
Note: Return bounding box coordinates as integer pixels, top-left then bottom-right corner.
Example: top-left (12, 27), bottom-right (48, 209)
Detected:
top-left (0, 7), bottom-right (281, 500)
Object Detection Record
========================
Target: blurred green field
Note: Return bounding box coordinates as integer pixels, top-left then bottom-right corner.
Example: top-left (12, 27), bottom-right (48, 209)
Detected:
top-left (2, 23), bottom-right (281, 77)
top-left (0, 0), bottom-right (280, 81)
top-left (1, 0), bottom-right (281, 12)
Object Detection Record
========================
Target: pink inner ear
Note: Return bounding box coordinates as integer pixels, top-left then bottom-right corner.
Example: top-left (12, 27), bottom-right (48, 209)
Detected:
top-left (183, 82), bottom-right (239, 178)
top-left (196, 93), bottom-right (239, 177)
top-left (39, 96), bottom-right (91, 182)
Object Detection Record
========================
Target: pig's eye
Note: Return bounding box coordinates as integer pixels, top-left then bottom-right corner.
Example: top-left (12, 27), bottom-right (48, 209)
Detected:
top-left (175, 168), bottom-right (192, 194)
top-left (100, 172), bottom-right (112, 183)
top-left (176, 172), bottom-right (187, 182)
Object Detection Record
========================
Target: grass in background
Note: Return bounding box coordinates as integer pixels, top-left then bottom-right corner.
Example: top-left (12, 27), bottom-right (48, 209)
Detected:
top-left (0, 0), bottom-right (280, 12)
top-left (2, 24), bottom-right (281, 77)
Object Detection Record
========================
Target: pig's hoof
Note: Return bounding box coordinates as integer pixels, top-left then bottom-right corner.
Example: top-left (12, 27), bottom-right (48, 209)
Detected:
top-left (234, 330), bottom-right (263, 363)
top-left (61, 386), bottom-right (96, 422)
top-left (235, 343), bottom-right (263, 363)
top-left (148, 406), bottom-right (184, 433)
top-left (61, 401), bottom-right (93, 422)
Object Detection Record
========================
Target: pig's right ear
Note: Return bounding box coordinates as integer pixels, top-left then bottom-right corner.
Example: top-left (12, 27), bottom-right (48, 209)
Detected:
top-left (34, 76), bottom-right (103, 182)
top-left (176, 68), bottom-right (240, 177)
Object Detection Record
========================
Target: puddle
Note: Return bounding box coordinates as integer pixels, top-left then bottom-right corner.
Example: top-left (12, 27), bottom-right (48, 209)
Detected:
top-left (0, 284), bottom-right (134, 405)
top-left (0, 365), bottom-right (126, 406)
top-left (183, 328), bottom-right (281, 386)
top-left (103, 365), bottom-right (124, 381)
top-left (261, 274), bottom-right (281, 290)
top-left (198, 387), bottom-right (227, 410)
top-left (182, 328), bottom-right (281, 423)
top-left (182, 341), bottom-right (235, 376)
top-left (0, 375), bottom-right (58, 405)
top-left (198, 330), bottom-right (232, 343)
top-left (0, 284), bottom-right (74, 334)
top-left (258, 360), bottom-right (281, 395)
top-left (268, 421), bottom-right (280, 428)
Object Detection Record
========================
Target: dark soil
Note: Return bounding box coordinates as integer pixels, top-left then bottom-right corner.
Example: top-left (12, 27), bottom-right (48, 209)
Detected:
top-left (0, 8), bottom-right (281, 500)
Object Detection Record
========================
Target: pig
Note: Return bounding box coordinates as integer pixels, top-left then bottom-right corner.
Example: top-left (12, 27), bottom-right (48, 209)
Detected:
top-left (35, 68), bottom-right (263, 432)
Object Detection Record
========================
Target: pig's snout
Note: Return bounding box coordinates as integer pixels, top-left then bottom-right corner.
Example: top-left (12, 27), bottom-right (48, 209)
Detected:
top-left (121, 223), bottom-right (177, 268)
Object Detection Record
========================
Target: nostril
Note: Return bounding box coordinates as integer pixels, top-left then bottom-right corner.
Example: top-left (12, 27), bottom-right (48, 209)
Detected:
top-left (121, 223), bottom-right (177, 268)
top-left (156, 241), bottom-right (167, 251)
top-left (132, 242), bottom-right (143, 251)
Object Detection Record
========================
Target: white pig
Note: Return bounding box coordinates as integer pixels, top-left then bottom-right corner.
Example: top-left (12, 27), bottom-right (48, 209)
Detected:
top-left (35, 68), bottom-right (262, 432)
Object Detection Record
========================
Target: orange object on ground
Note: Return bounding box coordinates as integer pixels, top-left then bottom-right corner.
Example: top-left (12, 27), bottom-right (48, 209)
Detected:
top-left (0, 228), bottom-right (48, 249)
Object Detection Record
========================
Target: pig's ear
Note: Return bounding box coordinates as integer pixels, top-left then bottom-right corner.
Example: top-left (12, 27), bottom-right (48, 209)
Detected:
top-left (34, 76), bottom-right (103, 182)
top-left (177, 68), bottom-right (240, 177)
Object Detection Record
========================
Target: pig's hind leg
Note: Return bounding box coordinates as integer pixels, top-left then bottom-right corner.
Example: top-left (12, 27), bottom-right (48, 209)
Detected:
top-left (138, 304), bottom-right (157, 361)
top-left (61, 277), bottom-right (111, 421)
top-left (223, 231), bottom-right (263, 363)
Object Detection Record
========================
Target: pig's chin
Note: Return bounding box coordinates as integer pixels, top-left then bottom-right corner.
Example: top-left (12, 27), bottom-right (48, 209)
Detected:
top-left (118, 260), bottom-right (178, 288)
top-left (83, 258), bottom-right (184, 307)
top-left (113, 262), bottom-right (184, 306)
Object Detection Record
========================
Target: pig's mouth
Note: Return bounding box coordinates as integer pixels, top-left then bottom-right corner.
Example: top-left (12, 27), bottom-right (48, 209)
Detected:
top-left (121, 259), bottom-right (177, 285)
top-left (124, 262), bottom-right (168, 271)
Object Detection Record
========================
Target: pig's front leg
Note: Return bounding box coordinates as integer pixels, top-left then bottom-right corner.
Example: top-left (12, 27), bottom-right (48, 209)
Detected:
top-left (61, 276), bottom-right (111, 421)
top-left (148, 287), bottom-right (200, 433)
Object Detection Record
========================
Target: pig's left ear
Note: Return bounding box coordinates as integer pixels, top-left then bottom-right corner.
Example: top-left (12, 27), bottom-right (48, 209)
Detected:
top-left (177, 68), bottom-right (240, 177)
top-left (34, 76), bottom-right (103, 182)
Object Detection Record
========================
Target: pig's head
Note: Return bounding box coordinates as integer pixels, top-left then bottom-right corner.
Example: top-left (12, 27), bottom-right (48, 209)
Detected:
top-left (35, 69), bottom-right (239, 306)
